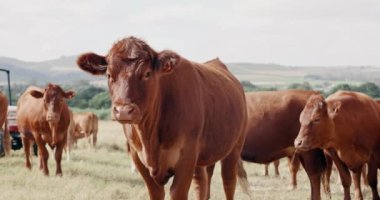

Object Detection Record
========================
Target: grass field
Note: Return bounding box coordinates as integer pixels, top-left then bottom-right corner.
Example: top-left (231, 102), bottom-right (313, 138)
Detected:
top-left (0, 120), bottom-right (376, 200)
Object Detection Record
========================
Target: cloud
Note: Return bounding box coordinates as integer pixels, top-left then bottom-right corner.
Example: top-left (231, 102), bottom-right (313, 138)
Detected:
top-left (0, 0), bottom-right (379, 66)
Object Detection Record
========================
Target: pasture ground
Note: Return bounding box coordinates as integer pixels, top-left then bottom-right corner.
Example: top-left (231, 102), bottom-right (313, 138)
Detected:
top-left (0, 120), bottom-right (376, 200)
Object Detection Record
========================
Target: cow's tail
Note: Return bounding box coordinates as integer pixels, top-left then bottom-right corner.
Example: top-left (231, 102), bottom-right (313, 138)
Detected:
top-left (322, 152), bottom-right (333, 199)
top-left (237, 159), bottom-right (253, 200)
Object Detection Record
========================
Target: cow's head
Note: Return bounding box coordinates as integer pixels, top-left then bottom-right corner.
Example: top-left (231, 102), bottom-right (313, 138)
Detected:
top-left (30, 84), bottom-right (75, 123)
top-left (77, 37), bottom-right (180, 124)
top-left (294, 94), bottom-right (334, 151)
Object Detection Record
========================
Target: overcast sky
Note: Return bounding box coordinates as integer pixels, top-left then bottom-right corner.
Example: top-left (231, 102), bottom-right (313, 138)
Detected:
top-left (0, 0), bottom-right (379, 66)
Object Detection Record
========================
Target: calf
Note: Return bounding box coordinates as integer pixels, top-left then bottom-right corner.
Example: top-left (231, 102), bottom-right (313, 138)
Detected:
top-left (17, 84), bottom-right (74, 176)
top-left (295, 91), bottom-right (380, 200)
top-left (71, 112), bottom-right (98, 148)
top-left (241, 90), bottom-right (328, 199)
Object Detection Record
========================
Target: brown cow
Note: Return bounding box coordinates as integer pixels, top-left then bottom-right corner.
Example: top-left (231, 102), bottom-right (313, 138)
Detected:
top-left (0, 91), bottom-right (10, 156)
top-left (295, 91), bottom-right (380, 200)
top-left (241, 90), bottom-right (328, 200)
top-left (70, 112), bottom-right (98, 148)
top-left (77, 36), bottom-right (249, 200)
top-left (17, 84), bottom-right (74, 176)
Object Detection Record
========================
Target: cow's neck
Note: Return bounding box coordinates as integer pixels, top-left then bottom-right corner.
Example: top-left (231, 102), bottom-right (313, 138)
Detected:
top-left (133, 59), bottom-right (195, 170)
top-left (133, 90), bottom-right (163, 170)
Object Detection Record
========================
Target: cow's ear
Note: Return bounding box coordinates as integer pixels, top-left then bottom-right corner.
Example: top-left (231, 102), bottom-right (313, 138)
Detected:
top-left (155, 50), bottom-right (180, 74)
top-left (30, 90), bottom-right (44, 99)
top-left (77, 53), bottom-right (108, 75)
top-left (63, 91), bottom-right (75, 99)
top-left (328, 101), bottom-right (341, 116)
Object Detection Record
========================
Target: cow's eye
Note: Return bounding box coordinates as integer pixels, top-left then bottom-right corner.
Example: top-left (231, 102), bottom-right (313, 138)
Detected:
top-left (313, 118), bottom-right (320, 124)
top-left (143, 71), bottom-right (151, 79)
top-left (107, 73), bottom-right (114, 82)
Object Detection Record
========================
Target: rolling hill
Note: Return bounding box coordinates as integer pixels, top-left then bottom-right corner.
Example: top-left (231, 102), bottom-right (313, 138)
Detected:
top-left (1, 56), bottom-right (380, 88)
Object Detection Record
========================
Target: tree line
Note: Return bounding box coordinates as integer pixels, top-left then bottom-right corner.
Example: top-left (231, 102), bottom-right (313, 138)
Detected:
top-left (1, 80), bottom-right (380, 119)
top-left (242, 81), bottom-right (380, 98)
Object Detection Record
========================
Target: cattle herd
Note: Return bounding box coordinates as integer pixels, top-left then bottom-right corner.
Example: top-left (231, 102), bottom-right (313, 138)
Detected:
top-left (0, 36), bottom-right (380, 200)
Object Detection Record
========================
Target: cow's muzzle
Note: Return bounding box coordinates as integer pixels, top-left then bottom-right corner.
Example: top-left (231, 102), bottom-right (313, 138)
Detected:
top-left (294, 138), bottom-right (311, 151)
top-left (113, 104), bottom-right (142, 123)
top-left (46, 114), bottom-right (60, 122)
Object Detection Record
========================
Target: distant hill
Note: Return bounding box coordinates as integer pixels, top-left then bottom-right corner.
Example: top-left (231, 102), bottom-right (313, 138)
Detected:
top-left (0, 56), bottom-right (102, 84)
top-left (1, 56), bottom-right (380, 88)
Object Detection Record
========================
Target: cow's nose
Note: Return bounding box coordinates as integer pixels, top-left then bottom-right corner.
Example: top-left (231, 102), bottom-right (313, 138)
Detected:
top-left (112, 104), bottom-right (140, 122)
top-left (47, 114), bottom-right (59, 122)
top-left (294, 139), bottom-right (303, 148)
top-left (113, 105), bottom-right (134, 115)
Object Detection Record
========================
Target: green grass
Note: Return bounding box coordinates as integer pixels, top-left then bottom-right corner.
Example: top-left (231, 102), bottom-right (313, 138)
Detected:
top-left (0, 121), bottom-right (376, 199)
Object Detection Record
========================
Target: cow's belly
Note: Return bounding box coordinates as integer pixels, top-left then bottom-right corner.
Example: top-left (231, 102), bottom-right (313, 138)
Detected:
top-left (338, 148), bottom-right (370, 169)
top-left (197, 131), bottom-right (243, 165)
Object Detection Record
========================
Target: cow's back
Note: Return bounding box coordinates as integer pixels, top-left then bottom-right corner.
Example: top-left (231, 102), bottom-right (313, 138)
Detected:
top-left (242, 90), bottom-right (318, 163)
top-left (16, 86), bottom-right (45, 134)
top-left (192, 59), bottom-right (247, 164)
top-left (327, 91), bottom-right (380, 150)
top-left (74, 112), bottom-right (94, 135)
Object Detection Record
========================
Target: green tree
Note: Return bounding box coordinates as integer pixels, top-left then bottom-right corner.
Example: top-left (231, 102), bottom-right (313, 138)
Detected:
top-left (241, 80), bottom-right (257, 92)
top-left (288, 82), bottom-right (312, 90)
top-left (68, 86), bottom-right (106, 108)
top-left (327, 83), bottom-right (354, 96)
top-left (89, 92), bottom-right (111, 109)
top-left (356, 82), bottom-right (380, 98)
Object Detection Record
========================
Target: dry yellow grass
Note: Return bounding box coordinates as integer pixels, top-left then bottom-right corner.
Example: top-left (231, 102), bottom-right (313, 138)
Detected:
top-left (0, 120), bottom-right (375, 199)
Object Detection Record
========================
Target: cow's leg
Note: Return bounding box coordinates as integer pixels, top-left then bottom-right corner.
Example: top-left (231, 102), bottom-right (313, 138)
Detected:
top-left (92, 131), bottom-right (97, 148)
top-left (264, 163), bottom-right (269, 176)
top-left (206, 164), bottom-right (216, 199)
top-left (193, 166), bottom-right (208, 200)
top-left (351, 166), bottom-right (363, 200)
top-left (66, 139), bottom-right (72, 161)
top-left (220, 149), bottom-right (240, 200)
top-left (87, 134), bottom-right (91, 150)
top-left (361, 164), bottom-right (368, 187)
top-left (288, 155), bottom-right (300, 190)
top-left (299, 150), bottom-right (325, 200)
top-left (131, 151), bottom-right (164, 200)
top-left (55, 140), bottom-right (65, 176)
top-left (323, 153), bottom-right (333, 199)
top-left (22, 137), bottom-right (32, 169)
top-left (273, 159), bottom-right (280, 176)
top-left (367, 158), bottom-right (380, 200)
top-left (169, 154), bottom-right (197, 200)
top-left (326, 149), bottom-right (351, 200)
top-left (34, 134), bottom-right (49, 176)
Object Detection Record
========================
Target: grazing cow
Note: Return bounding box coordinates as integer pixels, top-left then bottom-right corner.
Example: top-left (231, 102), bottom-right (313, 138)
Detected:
top-left (295, 91), bottom-right (380, 200)
top-left (71, 112), bottom-right (98, 148)
top-left (17, 84), bottom-right (74, 176)
top-left (77, 36), bottom-right (249, 200)
top-left (0, 91), bottom-right (10, 156)
top-left (241, 90), bottom-right (328, 199)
